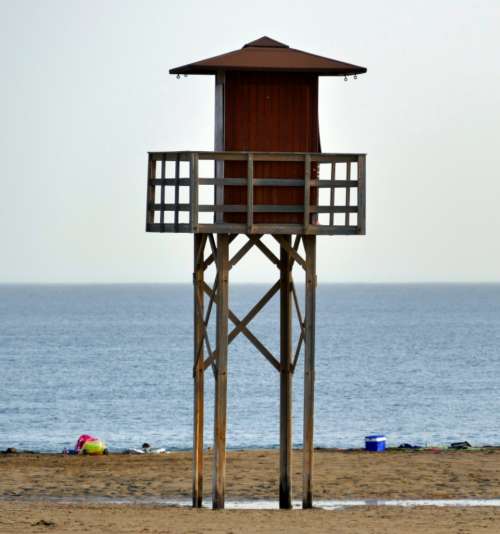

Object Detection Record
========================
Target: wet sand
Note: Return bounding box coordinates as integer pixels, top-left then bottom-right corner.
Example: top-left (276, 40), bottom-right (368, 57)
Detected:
top-left (2, 502), bottom-right (500, 534)
top-left (1, 448), bottom-right (500, 532)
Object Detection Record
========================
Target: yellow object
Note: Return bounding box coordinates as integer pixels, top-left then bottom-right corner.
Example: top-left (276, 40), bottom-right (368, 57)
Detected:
top-left (81, 439), bottom-right (107, 455)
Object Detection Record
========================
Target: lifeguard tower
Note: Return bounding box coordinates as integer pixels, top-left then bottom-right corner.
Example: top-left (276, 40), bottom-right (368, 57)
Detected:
top-left (145, 36), bottom-right (367, 509)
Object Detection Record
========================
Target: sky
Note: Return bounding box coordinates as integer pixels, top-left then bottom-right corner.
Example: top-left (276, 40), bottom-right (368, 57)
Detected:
top-left (1, 0), bottom-right (499, 283)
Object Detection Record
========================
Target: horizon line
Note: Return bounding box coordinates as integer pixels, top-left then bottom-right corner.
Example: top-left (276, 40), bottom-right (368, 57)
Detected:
top-left (1, 281), bottom-right (500, 286)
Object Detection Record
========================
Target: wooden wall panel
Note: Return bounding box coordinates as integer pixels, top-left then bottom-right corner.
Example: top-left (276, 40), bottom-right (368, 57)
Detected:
top-left (224, 72), bottom-right (319, 224)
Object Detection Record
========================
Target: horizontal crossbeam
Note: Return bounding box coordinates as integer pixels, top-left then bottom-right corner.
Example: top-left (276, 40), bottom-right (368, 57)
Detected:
top-left (149, 150), bottom-right (364, 162)
top-left (152, 203), bottom-right (358, 214)
top-left (151, 178), bottom-right (357, 188)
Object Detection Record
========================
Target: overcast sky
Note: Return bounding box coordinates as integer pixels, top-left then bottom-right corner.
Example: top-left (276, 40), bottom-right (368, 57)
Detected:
top-left (1, 0), bottom-right (499, 283)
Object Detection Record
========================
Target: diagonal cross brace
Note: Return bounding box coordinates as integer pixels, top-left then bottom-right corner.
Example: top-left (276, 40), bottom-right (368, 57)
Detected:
top-left (228, 281), bottom-right (280, 343)
top-left (290, 278), bottom-right (306, 373)
top-left (194, 284), bottom-right (216, 376)
top-left (229, 238), bottom-right (255, 269)
top-left (291, 282), bottom-right (305, 335)
top-left (202, 281), bottom-right (281, 372)
top-left (251, 236), bottom-right (280, 267)
top-left (273, 235), bottom-right (306, 270)
top-left (291, 331), bottom-right (304, 373)
top-left (202, 234), bottom-right (237, 270)
top-left (195, 234), bottom-right (208, 271)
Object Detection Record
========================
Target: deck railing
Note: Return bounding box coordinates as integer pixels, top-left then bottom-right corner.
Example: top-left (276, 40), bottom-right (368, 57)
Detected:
top-left (146, 151), bottom-right (366, 235)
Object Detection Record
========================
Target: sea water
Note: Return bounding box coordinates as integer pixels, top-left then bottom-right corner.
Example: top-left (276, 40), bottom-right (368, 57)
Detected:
top-left (0, 284), bottom-right (499, 452)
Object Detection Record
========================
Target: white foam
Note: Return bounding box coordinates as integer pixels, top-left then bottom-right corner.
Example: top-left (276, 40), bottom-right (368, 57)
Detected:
top-left (3, 496), bottom-right (500, 509)
top-left (227, 499), bottom-right (500, 510)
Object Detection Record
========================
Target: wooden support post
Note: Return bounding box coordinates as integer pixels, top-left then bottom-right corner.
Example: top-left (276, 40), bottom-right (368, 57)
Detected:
top-left (279, 235), bottom-right (293, 509)
top-left (193, 234), bottom-right (205, 508)
top-left (302, 235), bottom-right (316, 509)
top-left (213, 233), bottom-right (229, 509)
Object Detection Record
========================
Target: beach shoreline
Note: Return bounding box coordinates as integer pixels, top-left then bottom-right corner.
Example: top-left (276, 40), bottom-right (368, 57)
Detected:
top-left (2, 448), bottom-right (500, 532)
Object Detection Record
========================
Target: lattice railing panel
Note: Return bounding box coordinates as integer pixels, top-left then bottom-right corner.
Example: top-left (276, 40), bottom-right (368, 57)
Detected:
top-left (146, 151), bottom-right (366, 236)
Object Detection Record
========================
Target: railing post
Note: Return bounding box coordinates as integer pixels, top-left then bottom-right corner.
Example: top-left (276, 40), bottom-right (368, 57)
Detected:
top-left (357, 155), bottom-right (366, 235)
top-left (329, 157), bottom-right (336, 228)
top-left (345, 160), bottom-right (351, 227)
top-left (174, 154), bottom-right (180, 232)
top-left (247, 153), bottom-right (254, 234)
top-left (146, 154), bottom-right (155, 231)
top-left (160, 155), bottom-right (166, 229)
top-left (190, 152), bottom-right (199, 232)
top-left (303, 154), bottom-right (311, 233)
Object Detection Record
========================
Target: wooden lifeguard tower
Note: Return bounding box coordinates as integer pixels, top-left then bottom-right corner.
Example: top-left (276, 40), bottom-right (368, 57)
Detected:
top-left (145, 36), bottom-right (367, 509)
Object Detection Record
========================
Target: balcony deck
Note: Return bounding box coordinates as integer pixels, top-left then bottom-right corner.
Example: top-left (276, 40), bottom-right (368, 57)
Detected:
top-left (145, 151), bottom-right (366, 235)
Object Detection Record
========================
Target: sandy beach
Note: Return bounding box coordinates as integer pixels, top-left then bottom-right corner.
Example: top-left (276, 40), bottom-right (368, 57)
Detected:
top-left (1, 448), bottom-right (500, 532)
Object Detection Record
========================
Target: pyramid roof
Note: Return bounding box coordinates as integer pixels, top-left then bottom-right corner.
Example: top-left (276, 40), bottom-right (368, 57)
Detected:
top-left (170, 37), bottom-right (366, 76)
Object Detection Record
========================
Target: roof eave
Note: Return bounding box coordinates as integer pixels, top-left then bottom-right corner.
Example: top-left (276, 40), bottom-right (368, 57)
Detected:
top-left (169, 65), bottom-right (367, 76)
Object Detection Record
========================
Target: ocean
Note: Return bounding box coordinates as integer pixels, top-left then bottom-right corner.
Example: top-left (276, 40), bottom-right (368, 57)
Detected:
top-left (0, 284), bottom-right (499, 452)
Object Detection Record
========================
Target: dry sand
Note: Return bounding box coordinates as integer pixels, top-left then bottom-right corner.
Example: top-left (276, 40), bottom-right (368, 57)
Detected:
top-left (1, 448), bottom-right (500, 533)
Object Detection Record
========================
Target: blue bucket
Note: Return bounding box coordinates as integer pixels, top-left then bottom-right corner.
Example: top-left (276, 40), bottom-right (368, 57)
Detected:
top-left (365, 434), bottom-right (386, 452)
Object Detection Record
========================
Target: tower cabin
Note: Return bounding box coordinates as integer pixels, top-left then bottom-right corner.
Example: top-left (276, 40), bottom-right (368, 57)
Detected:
top-left (145, 37), bottom-right (367, 510)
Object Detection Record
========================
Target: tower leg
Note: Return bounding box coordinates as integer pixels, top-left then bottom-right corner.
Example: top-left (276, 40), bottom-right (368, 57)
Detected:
top-left (193, 234), bottom-right (205, 508)
top-left (279, 235), bottom-right (293, 509)
top-left (302, 235), bottom-right (316, 509)
top-left (212, 233), bottom-right (229, 509)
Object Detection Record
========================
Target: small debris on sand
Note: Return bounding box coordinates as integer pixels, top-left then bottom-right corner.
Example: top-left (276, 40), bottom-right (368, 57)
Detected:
top-left (32, 519), bottom-right (56, 527)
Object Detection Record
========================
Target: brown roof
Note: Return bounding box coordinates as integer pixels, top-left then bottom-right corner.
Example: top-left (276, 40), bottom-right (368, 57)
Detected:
top-left (170, 36), bottom-right (366, 76)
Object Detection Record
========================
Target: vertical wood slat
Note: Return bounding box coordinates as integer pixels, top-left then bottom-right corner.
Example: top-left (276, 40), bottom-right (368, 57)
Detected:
top-left (329, 160), bottom-right (336, 227)
top-left (247, 153), bottom-right (254, 233)
top-left (160, 156), bottom-right (166, 226)
top-left (357, 155), bottom-right (366, 234)
top-left (146, 154), bottom-right (155, 228)
top-left (193, 234), bottom-right (205, 508)
top-left (279, 235), bottom-right (293, 509)
top-left (302, 235), bottom-right (316, 509)
top-left (212, 233), bottom-right (229, 510)
top-left (345, 161), bottom-right (351, 227)
top-left (303, 154), bottom-right (311, 232)
top-left (190, 153), bottom-right (199, 232)
top-left (174, 155), bottom-right (180, 231)
top-left (214, 71), bottom-right (225, 224)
